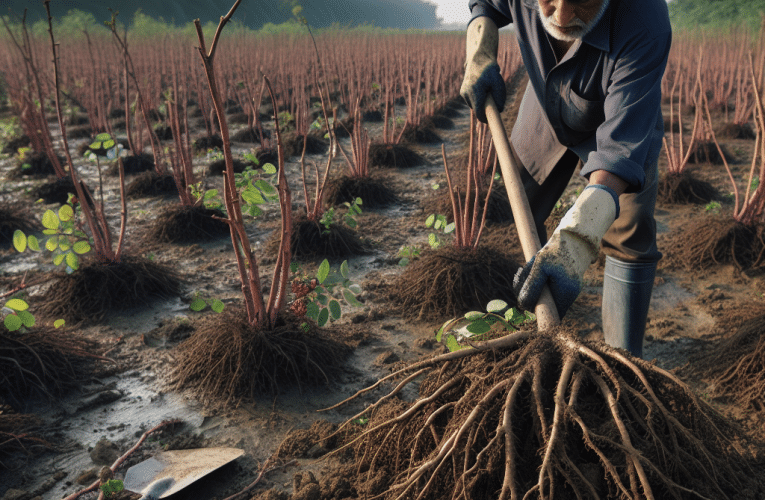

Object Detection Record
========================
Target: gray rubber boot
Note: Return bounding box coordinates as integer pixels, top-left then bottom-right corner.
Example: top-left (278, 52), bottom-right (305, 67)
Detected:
top-left (602, 256), bottom-right (657, 359)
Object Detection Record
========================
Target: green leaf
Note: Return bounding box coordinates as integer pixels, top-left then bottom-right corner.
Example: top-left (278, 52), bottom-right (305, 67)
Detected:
top-left (254, 179), bottom-right (277, 197)
top-left (466, 319), bottom-right (491, 335)
top-left (262, 163), bottom-right (277, 174)
top-left (445, 334), bottom-right (461, 352)
top-left (46, 236), bottom-right (59, 252)
top-left (306, 301), bottom-right (320, 320)
top-left (4, 314), bottom-right (22, 331)
top-left (342, 289), bottom-right (362, 307)
top-left (17, 310), bottom-right (35, 328)
top-left (189, 297), bottom-right (206, 311)
top-left (241, 187), bottom-right (265, 204)
top-left (58, 240), bottom-right (71, 251)
top-left (464, 311), bottom-right (483, 321)
top-left (211, 300), bottom-right (225, 313)
top-left (317, 307), bottom-right (329, 327)
top-left (444, 222), bottom-right (456, 234)
top-left (344, 216), bottom-right (357, 228)
top-left (425, 214), bottom-right (435, 228)
top-left (42, 229), bottom-right (57, 235)
top-left (26, 235), bottom-right (39, 251)
top-left (65, 252), bottom-right (79, 270)
top-left (95, 132), bottom-right (112, 142)
top-left (73, 241), bottom-right (91, 254)
top-left (13, 230), bottom-right (26, 252)
top-left (340, 260), bottom-right (349, 279)
top-left (53, 253), bottom-right (66, 266)
top-left (328, 299), bottom-right (341, 320)
top-left (54, 319), bottom-right (66, 328)
top-left (428, 233), bottom-right (438, 248)
top-left (5, 299), bottom-right (28, 311)
top-left (290, 262), bottom-right (299, 273)
top-left (42, 209), bottom-right (59, 230)
top-left (58, 204), bottom-right (74, 222)
top-left (204, 189), bottom-right (219, 200)
top-left (487, 300), bottom-right (508, 314)
top-left (349, 284), bottom-right (362, 294)
top-left (317, 259), bottom-right (330, 284)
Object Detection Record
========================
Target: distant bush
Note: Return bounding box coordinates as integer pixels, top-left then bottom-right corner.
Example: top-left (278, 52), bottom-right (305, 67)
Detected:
top-left (669, 0), bottom-right (764, 32)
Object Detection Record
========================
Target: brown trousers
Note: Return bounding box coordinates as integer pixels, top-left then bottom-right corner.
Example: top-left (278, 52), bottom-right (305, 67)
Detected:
top-left (510, 145), bottom-right (662, 264)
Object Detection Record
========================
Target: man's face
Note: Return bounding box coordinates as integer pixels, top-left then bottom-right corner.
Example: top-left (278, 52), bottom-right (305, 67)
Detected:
top-left (537, 0), bottom-right (609, 42)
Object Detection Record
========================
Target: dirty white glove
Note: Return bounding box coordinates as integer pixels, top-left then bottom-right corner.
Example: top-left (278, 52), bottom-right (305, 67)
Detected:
top-left (460, 17), bottom-right (506, 123)
top-left (513, 185), bottom-right (619, 318)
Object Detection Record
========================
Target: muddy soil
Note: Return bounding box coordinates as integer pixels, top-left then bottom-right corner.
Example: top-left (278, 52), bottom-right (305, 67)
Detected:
top-left (1, 87), bottom-right (764, 500)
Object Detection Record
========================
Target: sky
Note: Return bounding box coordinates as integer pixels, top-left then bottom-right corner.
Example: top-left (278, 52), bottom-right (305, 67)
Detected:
top-left (425, 0), bottom-right (473, 27)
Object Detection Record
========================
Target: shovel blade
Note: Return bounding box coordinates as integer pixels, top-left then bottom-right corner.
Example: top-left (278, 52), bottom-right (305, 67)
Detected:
top-left (123, 447), bottom-right (244, 498)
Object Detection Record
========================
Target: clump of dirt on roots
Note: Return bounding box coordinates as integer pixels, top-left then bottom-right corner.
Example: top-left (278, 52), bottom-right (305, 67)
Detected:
top-left (125, 171), bottom-right (178, 198)
top-left (716, 122), bottom-right (756, 140)
top-left (111, 152), bottom-right (155, 175)
top-left (658, 170), bottom-right (719, 204)
top-left (0, 412), bottom-right (49, 467)
top-left (663, 216), bottom-right (765, 271)
top-left (266, 212), bottom-right (369, 260)
top-left (368, 143), bottom-right (425, 168)
top-left (30, 177), bottom-right (92, 206)
top-left (8, 152), bottom-right (64, 178)
top-left (282, 131), bottom-right (328, 157)
top-left (0, 327), bottom-right (102, 410)
top-left (682, 313), bottom-right (765, 413)
top-left (688, 141), bottom-right (736, 165)
top-left (319, 328), bottom-right (764, 500)
top-left (36, 255), bottom-right (184, 324)
top-left (0, 202), bottom-right (38, 246)
top-left (168, 307), bottom-right (351, 406)
top-left (146, 204), bottom-right (229, 243)
top-left (391, 245), bottom-right (519, 321)
top-left (324, 174), bottom-right (398, 209)
top-left (399, 123), bottom-right (442, 144)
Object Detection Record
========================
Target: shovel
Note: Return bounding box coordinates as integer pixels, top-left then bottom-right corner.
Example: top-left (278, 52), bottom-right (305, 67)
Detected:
top-left (484, 95), bottom-right (560, 330)
top-left (123, 447), bottom-right (244, 499)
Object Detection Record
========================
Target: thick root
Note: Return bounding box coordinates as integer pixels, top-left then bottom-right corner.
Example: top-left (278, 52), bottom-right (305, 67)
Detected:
top-left (323, 328), bottom-right (762, 500)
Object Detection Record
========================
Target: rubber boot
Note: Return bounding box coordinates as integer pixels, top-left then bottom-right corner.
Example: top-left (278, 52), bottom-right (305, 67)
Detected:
top-left (601, 256), bottom-right (656, 359)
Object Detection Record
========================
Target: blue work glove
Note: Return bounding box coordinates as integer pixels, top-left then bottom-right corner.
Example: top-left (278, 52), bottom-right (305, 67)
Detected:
top-left (513, 185), bottom-right (619, 318)
top-left (460, 17), bottom-right (506, 123)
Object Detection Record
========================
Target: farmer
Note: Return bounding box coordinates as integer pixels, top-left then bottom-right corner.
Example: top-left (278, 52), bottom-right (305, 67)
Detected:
top-left (460, 0), bottom-right (671, 358)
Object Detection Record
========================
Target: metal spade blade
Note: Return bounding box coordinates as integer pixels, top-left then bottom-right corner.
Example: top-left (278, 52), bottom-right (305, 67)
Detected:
top-left (123, 447), bottom-right (244, 499)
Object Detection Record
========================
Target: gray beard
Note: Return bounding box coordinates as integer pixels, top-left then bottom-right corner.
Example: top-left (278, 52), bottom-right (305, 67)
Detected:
top-left (538, 0), bottom-right (611, 42)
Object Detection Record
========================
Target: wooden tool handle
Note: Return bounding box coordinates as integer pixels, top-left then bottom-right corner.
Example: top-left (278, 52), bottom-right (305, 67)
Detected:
top-left (484, 95), bottom-right (560, 329)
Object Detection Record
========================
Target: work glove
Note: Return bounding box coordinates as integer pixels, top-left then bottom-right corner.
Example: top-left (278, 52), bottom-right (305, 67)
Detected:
top-left (460, 16), bottom-right (506, 123)
top-left (513, 185), bottom-right (619, 318)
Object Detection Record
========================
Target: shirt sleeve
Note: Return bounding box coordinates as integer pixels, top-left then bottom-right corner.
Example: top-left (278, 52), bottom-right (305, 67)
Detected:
top-left (468, 0), bottom-right (513, 28)
top-left (579, 30), bottom-right (672, 191)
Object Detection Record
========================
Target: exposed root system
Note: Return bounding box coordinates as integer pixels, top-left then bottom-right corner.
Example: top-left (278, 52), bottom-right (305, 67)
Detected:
top-left (423, 186), bottom-right (513, 225)
top-left (684, 313), bottom-right (765, 412)
top-left (193, 134), bottom-right (223, 153)
top-left (664, 216), bottom-right (765, 271)
top-left (324, 328), bottom-right (762, 500)
top-left (268, 212), bottom-right (369, 260)
top-left (392, 245), bottom-right (519, 321)
top-left (400, 124), bottom-right (442, 145)
top-left (0, 412), bottom-right (49, 468)
top-left (207, 158), bottom-right (252, 176)
top-left (688, 141), bottom-right (735, 165)
top-left (659, 171), bottom-right (719, 205)
top-left (0, 328), bottom-right (101, 410)
top-left (324, 175), bottom-right (398, 209)
top-left (169, 307), bottom-right (351, 405)
top-left (8, 151), bottom-right (63, 178)
top-left (125, 171), bottom-right (178, 198)
top-left (715, 122), bottom-right (756, 140)
top-left (30, 177), bottom-right (91, 205)
top-left (1, 134), bottom-right (29, 155)
top-left (146, 204), bottom-right (229, 243)
top-left (231, 127), bottom-right (261, 143)
top-left (37, 255), bottom-right (184, 324)
top-left (283, 132), bottom-right (328, 157)
top-left (112, 153), bottom-right (155, 175)
top-left (368, 143), bottom-right (425, 169)
top-left (0, 202), bottom-right (38, 246)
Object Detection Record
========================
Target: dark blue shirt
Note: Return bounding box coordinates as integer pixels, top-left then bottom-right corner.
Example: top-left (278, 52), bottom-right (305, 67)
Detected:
top-left (469, 0), bottom-right (671, 191)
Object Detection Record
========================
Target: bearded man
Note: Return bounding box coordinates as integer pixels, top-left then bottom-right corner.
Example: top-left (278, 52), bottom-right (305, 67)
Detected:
top-left (460, 0), bottom-right (671, 358)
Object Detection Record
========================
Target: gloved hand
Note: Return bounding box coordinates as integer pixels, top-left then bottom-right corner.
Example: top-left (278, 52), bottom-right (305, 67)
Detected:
top-left (460, 16), bottom-right (506, 123)
top-left (513, 185), bottom-right (619, 318)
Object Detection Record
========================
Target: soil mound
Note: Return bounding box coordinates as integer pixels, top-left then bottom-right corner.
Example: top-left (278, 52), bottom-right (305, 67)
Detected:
top-left (391, 245), bottom-right (519, 321)
top-left (368, 143), bottom-right (424, 168)
top-left (267, 212), bottom-right (369, 261)
top-left (658, 170), bottom-right (719, 204)
top-left (324, 175), bottom-right (398, 209)
top-left (125, 171), bottom-right (178, 198)
top-left (147, 204), bottom-right (229, 243)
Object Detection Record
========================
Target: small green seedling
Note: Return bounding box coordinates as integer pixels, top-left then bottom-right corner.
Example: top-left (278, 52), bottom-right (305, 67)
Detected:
top-left (320, 198), bottom-right (362, 235)
top-left (425, 213), bottom-right (454, 249)
top-left (99, 479), bottom-right (124, 498)
top-left (290, 259), bottom-right (362, 328)
top-left (189, 182), bottom-right (223, 211)
top-left (2, 298), bottom-right (34, 332)
top-left (705, 201), bottom-right (721, 214)
top-left (17, 146), bottom-right (32, 170)
top-left (189, 292), bottom-right (225, 313)
top-left (237, 163), bottom-right (279, 218)
top-left (14, 199), bottom-right (92, 273)
top-left (435, 300), bottom-right (535, 353)
top-left (397, 245), bottom-right (421, 266)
